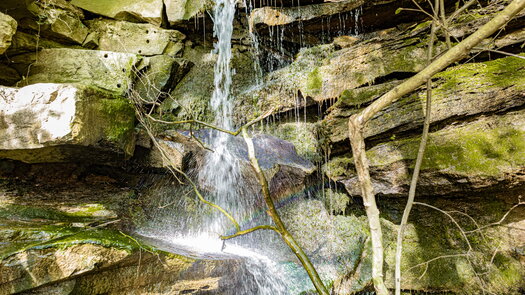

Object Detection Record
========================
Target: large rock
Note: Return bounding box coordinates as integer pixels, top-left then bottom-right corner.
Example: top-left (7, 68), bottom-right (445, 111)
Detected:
top-left (200, 132), bottom-right (316, 200)
top-left (0, 83), bottom-right (136, 163)
top-left (0, 239), bottom-right (254, 295)
top-left (236, 30), bottom-right (447, 121)
top-left (23, 0), bottom-right (89, 44)
top-left (70, 0), bottom-right (211, 26)
top-left (133, 55), bottom-right (193, 102)
top-left (324, 55), bottom-right (525, 148)
top-left (249, 0), bottom-right (364, 28)
top-left (162, 44), bottom-right (258, 123)
top-left (165, 0), bottom-right (212, 25)
top-left (17, 48), bottom-right (141, 96)
top-left (0, 12), bottom-right (17, 54)
top-left (325, 109), bottom-right (525, 197)
top-left (0, 0), bottom-right (88, 45)
top-left (86, 19), bottom-right (186, 56)
top-left (280, 194), bottom-right (525, 294)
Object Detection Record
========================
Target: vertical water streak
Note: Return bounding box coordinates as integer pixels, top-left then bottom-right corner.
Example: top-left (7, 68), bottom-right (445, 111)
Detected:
top-left (210, 0), bottom-right (236, 129)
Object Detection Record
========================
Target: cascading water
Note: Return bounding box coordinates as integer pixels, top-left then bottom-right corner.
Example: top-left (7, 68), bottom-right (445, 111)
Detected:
top-left (137, 0), bottom-right (298, 294)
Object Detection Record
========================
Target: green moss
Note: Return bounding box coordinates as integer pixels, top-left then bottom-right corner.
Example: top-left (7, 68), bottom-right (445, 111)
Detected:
top-left (269, 122), bottom-right (322, 162)
top-left (321, 189), bottom-right (350, 214)
top-left (0, 204), bottom-right (107, 223)
top-left (435, 55), bottom-right (525, 93)
top-left (98, 98), bottom-right (136, 152)
top-left (421, 127), bottom-right (525, 175)
top-left (323, 155), bottom-right (355, 180)
top-left (337, 81), bottom-right (400, 108)
top-left (1, 227), bottom-right (157, 260)
top-left (306, 67), bottom-right (323, 95)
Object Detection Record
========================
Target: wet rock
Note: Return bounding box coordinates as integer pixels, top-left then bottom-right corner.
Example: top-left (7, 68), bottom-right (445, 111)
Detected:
top-left (0, 83), bottom-right (136, 163)
top-left (237, 31), bottom-right (446, 118)
top-left (249, 0), bottom-right (364, 28)
top-left (162, 45), bottom-right (257, 122)
top-left (86, 19), bottom-right (186, 56)
top-left (325, 109), bottom-right (525, 197)
top-left (267, 122), bottom-right (322, 162)
top-left (133, 55), bottom-right (193, 102)
top-left (5, 31), bottom-right (80, 56)
top-left (280, 194), bottom-right (525, 294)
top-left (216, 132), bottom-right (316, 199)
top-left (165, 0), bottom-right (213, 25)
top-left (324, 55), bottom-right (525, 148)
top-left (17, 48), bottom-right (141, 96)
top-left (0, 239), bottom-right (254, 295)
top-left (0, 12), bottom-right (17, 54)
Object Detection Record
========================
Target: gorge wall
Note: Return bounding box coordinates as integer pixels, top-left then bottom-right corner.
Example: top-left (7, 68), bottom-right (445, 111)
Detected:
top-left (0, 0), bottom-right (524, 294)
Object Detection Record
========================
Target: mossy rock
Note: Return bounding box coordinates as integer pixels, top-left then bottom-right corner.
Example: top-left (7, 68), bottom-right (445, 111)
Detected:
top-left (0, 83), bottom-right (136, 163)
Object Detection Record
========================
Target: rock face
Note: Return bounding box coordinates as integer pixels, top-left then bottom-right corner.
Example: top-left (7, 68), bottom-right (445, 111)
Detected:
top-left (280, 193), bottom-right (525, 295)
top-left (249, 0), bottom-right (364, 28)
top-left (324, 55), bottom-right (525, 148)
top-left (0, 0), bottom-right (524, 294)
top-left (0, 243), bottom-right (253, 295)
top-left (0, 83), bottom-right (136, 163)
top-left (326, 109), bottom-right (525, 197)
top-left (0, 12), bottom-right (17, 54)
top-left (17, 48), bottom-right (140, 96)
top-left (86, 19), bottom-right (186, 56)
top-left (70, 0), bottom-right (210, 26)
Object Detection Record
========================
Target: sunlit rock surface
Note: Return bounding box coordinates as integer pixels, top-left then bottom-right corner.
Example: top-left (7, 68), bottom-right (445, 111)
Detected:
top-left (0, 83), bottom-right (135, 163)
top-left (16, 48), bottom-right (140, 96)
top-left (326, 109), bottom-right (525, 197)
top-left (249, 0), bottom-right (364, 27)
top-left (0, 12), bottom-right (17, 54)
top-left (86, 19), bottom-right (186, 56)
top-left (70, 0), bottom-right (211, 26)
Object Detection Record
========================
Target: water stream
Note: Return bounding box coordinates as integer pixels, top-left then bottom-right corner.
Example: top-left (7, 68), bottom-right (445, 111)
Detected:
top-left (137, 0), bottom-right (304, 293)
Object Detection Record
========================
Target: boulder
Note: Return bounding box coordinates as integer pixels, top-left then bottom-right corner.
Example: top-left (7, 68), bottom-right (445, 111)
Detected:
top-left (17, 48), bottom-right (141, 96)
top-left (0, 0), bottom-right (88, 45)
top-left (0, 83), bottom-right (136, 163)
top-left (249, 0), bottom-right (364, 28)
top-left (70, 0), bottom-right (211, 26)
top-left (193, 131), bottom-right (316, 200)
top-left (0, 239), bottom-right (254, 295)
top-left (162, 44), bottom-right (257, 123)
top-left (325, 109), bottom-right (525, 197)
top-left (165, 0), bottom-right (212, 25)
top-left (133, 55), bottom-right (193, 102)
top-left (236, 31), bottom-right (447, 120)
top-left (0, 12), bottom-right (17, 54)
top-left (23, 0), bottom-right (89, 44)
top-left (86, 19), bottom-right (186, 56)
top-left (324, 55), bottom-right (525, 148)
top-left (280, 194), bottom-right (525, 294)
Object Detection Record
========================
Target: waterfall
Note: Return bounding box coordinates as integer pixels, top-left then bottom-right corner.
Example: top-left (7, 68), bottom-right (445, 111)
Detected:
top-left (138, 1), bottom-right (292, 294)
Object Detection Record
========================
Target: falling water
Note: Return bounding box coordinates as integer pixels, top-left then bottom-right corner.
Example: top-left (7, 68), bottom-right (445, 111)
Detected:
top-left (139, 0), bottom-right (293, 294)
